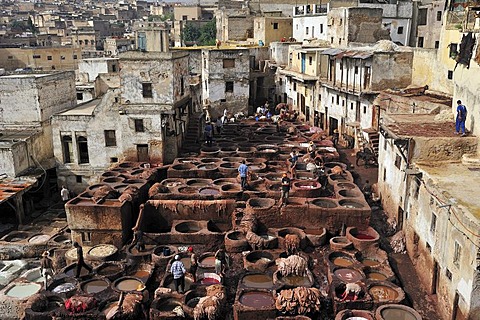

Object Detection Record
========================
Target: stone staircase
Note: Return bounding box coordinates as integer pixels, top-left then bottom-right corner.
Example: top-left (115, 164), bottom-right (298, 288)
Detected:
top-left (181, 113), bottom-right (203, 154)
top-left (362, 128), bottom-right (379, 156)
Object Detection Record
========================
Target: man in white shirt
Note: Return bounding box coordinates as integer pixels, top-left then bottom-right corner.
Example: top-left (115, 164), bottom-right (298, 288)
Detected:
top-left (61, 186), bottom-right (70, 202)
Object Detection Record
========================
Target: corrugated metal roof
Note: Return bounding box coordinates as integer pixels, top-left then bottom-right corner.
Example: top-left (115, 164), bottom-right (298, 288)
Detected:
top-left (336, 50), bottom-right (373, 59)
top-left (321, 48), bottom-right (344, 56)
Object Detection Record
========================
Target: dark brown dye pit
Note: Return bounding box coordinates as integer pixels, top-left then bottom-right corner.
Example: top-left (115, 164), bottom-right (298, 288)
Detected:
top-left (239, 291), bottom-right (275, 308)
top-left (98, 265), bottom-right (121, 275)
top-left (304, 228), bottom-right (324, 235)
top-left (65, 266), bottom-right (89, 277)
top-left (199, 188), bottom-right (220, 195)
top-left (158, 301), bottom-right (182, 312)
top-left (242, 274), bottom-right (274, 289)
top-left (362, 258), bottom-right (380, 267)
top-left (381, 309), bottom-right (417, 320)
top-left (83, 279), bottom-right (108, 293)
top-left (333, 268), bottom-right (363, 282)
top-left (131, 270), bottom-right (149, 283)
top-left (282, 275), bottom-right (310, 287)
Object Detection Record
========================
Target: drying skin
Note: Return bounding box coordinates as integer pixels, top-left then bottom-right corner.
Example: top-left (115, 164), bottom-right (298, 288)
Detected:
top-left (285, 234), bottom-right (300, 255)
top-left (193, 284), bottom-right (227, 320)
top-left (92, 185), bottom-right (118, 203)
top-left (148, 182), bottom-right (168, 198)
top-left (246, 231), bottom-right (271, 250)
top-left (118, 185), bottom-right (139, 203)
top-left (239, 212), bottom-right (257, 234)
top-left (275, 287), bottom-right (322, 314)
top-left (275, 255), bottom-right (307, 277)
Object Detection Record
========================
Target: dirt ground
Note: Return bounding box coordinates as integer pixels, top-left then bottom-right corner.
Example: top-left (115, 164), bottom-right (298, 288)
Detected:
top-left (338, 146), bottom-right (440, 320)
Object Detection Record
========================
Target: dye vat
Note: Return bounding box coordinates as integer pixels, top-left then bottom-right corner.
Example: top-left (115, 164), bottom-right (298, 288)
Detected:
top-left (82, 279), bottom-right (109, 294)
top-left (241, 274), bottom-right (274, 289)
top-left (131, 270), bottom-right (150, 283)
top-left (198, 273), bottom-right (221, 285)
top-left (114, 278), bottom-right (143, 292)
top-left (239, 291), bottom-right (275, 308)
top-left (332, 257), bottom-right (354, 267)
top-left (156, 298), bottom-right (183, 312)
top-left (369, 285), bottom-right (399, 301)
top-left (377, 304), bottom-right (422, 320)
top-left (87, 244), bottom-right (118, 260)
top-left (333, 268), bottom-right (363, 282)
top-left (282, 275), bottom-right (311, 287)
top-left (22, 268), bottom-right (45, 283)
top-left (355, 233), bottom-right (375, 240)
top-left (52, 282), bottom-right (76, 294)
top-left (366, 272), bottom-right (388, 281)
top-left (28, 234), bottom-right (51, 244)
top-left (5, 283), bottom-right (41, 298)
top-left (175, 221), bottom-right (202, 233)
top-left (64, 264), bottom-right (90, 277)
top-left (339, 200), bottom-right (364, 209)
top-left (362, 258), bottom-right (380, 267)
top-left (97, 263), bottom-right (123, 277)
top-left (199, 188), bottom-right (220, 195)
top-left (199, 256), bottom-right (216, 268)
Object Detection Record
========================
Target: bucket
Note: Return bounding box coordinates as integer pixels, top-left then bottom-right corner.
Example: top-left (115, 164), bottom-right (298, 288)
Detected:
top-left (163, 248), bottom-right (171, 256)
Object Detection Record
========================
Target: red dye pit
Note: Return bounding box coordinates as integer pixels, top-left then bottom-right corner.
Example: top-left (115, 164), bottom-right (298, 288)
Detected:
top-left (200, 277), bottom-right (220, 284)
top-left (355, 233), bottom-right (375, 240)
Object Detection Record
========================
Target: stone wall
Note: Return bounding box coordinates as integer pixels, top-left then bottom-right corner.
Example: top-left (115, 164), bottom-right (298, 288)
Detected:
top-left (371, 51), bottom-right (413, 92)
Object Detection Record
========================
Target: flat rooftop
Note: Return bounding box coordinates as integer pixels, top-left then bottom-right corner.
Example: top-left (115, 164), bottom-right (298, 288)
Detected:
top-left (0, 74), bottom-right (50, 79)
top-left (0, 177), bottom-right (37, 205)
top-left (0, 130), bottom-right (39, 148)
top-left (417, 162), bottom-right (480, 220)
top-left (58, 99), bottom-right (100, 116)
top-left (384, 114), bottom-right (464, 138)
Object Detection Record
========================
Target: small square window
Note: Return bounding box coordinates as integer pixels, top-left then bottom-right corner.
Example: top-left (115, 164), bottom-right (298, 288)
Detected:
top-left (309, 56), bottom-right (312, 65)
top-left (354, 66), bottom-right (359, 74)
top-left (61, 56), bottom-right (65, 60)
top-left (33, 54), bottom-right (41, 59)
top-left (134, 119), bottom-right (145, 132)
top-left (435, 41), bottom-right (440, 49)
top-left (223, 58), bottom-right (235, 68)
top-left (77, 92), bottom-right (83, 100)
top-left (76, 175), bottom-right (82, 183)
top-left (225, 81), bottom-right (234, 93)
top-left (397, 26), bottom-right (404, 35)
top-left (447, 70), bottom-right (453, 80)
top-left (47, 56), bottom-right (52, 60)
top-left (437, 11), bottom-right (442, 21)
top-left (7, 55), bottom-right (13, 59)
top-left (142, 83), bottom-right (153, 98)
top-left (273, 22), bottom-right (278, 29)
top-left (453, 241), bottom-right (461, 266)
top-left (104, 130), bottom-right (116, 147)
top-left (306, 27), bottom-right (309, 34)
top-left (110, 157), bottom-right (118, 163)
top-left (73, 54), bottom-right (78, 59)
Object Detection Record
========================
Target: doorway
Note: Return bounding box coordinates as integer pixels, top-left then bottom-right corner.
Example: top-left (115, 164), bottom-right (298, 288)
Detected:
top-left (329, 117), bottom-right (338, 135)
top-left (397, 206), bottom-right (404, 230)
top-left (432, 260), bottom-right (439, 294)
top-left (137, 144), bottom-right (149, 162)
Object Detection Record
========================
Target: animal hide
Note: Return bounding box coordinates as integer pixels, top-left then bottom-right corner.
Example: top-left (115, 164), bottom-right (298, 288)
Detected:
top-left (275, 255), bottom-right (307, 277)
top-left (275, 287), bottom-right (322, 315)
top-left (285, 234), bottom-right (300, 255)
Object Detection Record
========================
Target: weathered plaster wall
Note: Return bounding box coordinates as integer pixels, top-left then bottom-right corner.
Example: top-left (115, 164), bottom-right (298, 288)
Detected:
top-left (0, 72), bottom-right (76, 127)
top-left (371, 52), bottom-right (413, 92)
top-left (412, 136), bottom-right (477, 162)
top-left (78, 58), bottom-right (119, 82)
top-left (411, 49), bottom-right (453, 95)
top-left (254, 17), bottom-right (292, 45)
top-left (347, 8), bottom-right (385, 44)
top-left (293, 15), bottom-right (328, 42)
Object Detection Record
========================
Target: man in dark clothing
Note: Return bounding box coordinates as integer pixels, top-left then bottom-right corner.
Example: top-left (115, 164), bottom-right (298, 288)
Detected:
top-left (280, 173), bottom-right (291, 207)
top-left (73, 242), bottom-right (92, 278)
top-left (132, 228), bottom-right (145, 252)
top-left (455, 100), bottom-right (467, 136)
top-left (362, 180), bottom-right (372, 201)
top-left (40, 250), bottom-right (54, 289)
top-left (204, 123), bottom-right (213, 146)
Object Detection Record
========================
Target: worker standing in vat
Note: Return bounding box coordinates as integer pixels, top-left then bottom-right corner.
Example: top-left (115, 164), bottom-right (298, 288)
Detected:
top-left (204, 122), bottom-right (213, 146)
top-left (61, 186), bottom-right (70, 203)
top-left (238, 160), bottom-right (249, 191)
top-left (132, 227), bottom-right (145, 252)
top-left (214, 249), bottom-right (228, 275)
top-left (73, 242), bottom-right (92, 278)
top-left (188, 246), bottom-right (198, 282)
top-left (280, 173), bottom-right (291, 208)
top-left (170, 255), bottom-right (186, 293)
top-left (40, 250), bottom-right (54, 289)
top-left (455, 100), bottom-right (467, 136)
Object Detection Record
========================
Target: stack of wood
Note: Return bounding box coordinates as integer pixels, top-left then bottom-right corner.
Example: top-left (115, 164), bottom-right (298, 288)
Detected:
top-left (275, 287), bottom-right (322, 315)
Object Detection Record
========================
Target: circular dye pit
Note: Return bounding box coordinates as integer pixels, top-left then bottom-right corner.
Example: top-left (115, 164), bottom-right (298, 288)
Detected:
top-left (175, 221), bottom-right (202, 233)
top-left (88, 244), bottom-right (117, 259)
top-left (339, 189), bottom-right (361, 198)
top-left (199, 256), bottom-right (216, 268)
top-left (362, 258), bottom-right (380, 267)
top-left (241, 274), bottom-right (274, 289)
top-left (346, 317), bottom-right (369, 320)
top-left (52, 234), bottom-right (71, 245)
top-left (366, 271), bottom-right (387, 281)
top-left (337, 183), bottom-right (356, 190)
top-left (52, 282), bottom-right (76, 294)
top-left (82, 279), bottom-right (109, 294)
top-left (157, 299), bottom-right (183, 312)
top-left (97, 264), bottom-right (122, 277)
top-left (355, 233), bottom-right (376, 240)
top-left (339, 200), bottom-right (364, 209)
top-left (4, 231), bottom-right (30, 242)
top-left (239, 291), bottom-right (275, 308)
top-left (197, 164), bottom-right (217, 171)
top-left (6, 283), bottom-right (41, 298)
top-left (186, 179), bottom-right (211, 187)
top-left (369, 285), bottom-right (399, 301)
top-left (380, 308), bottom-right (419, 320)
top-left (245, 251), bottom-right (274, 264)
top-left (334, 268), bottom-right (363, 282)
top-left (282, 275), bottom-right (311, 287)
top-left (28, 234), bottom-right (51, 244)
top-left (115, 278), bottom-right (143, 292)
top-left (311, 199), bottom-right (337, 208)
top-left (131, 270), bottom-right (150, 283)
top-left (199, 273), bottom-right (221, 285)
top-left (332, 257), bottom-right (354, 267)
top-left (199, 188), bottom-right (220, 195)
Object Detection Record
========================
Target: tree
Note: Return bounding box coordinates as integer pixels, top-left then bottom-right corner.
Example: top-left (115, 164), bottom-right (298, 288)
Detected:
top-left (182, 23), bottom-right (201, 44)
top-left (198, 20), bottom-right (216, 46)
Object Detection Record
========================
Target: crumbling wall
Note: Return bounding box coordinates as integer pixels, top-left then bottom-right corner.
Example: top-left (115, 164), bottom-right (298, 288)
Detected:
top-left (412, 49), bottom-right (453, 95)
top-left (347, 8), bottom-right (385, 44)
top-left (413, 136), bottom-right (477, 162)
top-left (371, 52), bottom-right (413, 92)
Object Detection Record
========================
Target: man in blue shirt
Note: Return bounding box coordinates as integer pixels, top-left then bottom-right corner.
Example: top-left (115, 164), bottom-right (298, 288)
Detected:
top-left (455, 100), bottom-right (467, 136)
top-left (170, 255), bottom-right (186, 293)
top-left (238, 160), bottom-right (249, 190)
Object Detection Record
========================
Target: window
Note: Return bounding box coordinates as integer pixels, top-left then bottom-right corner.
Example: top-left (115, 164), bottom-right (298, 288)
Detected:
top-left (61, 56), bottom-right (65, 60)
top-left (182, 15), bottom-right (188, 21)
top-left (223, 58), bottom-right (235, 68)
top-left (363, 106), bottom-right (367, 114)
top-left (418, 8), bottom-right (427, 25)
top-left (453, 241), bottom-right (461, 266)
top-left (395, 154), bottom-right (402, 169)
top-left (181, 77), bottom-right (185, 96)
top-left (397, 26), bottom-right (404, 34)
top-left (293, 83), bottom-right (297, 91)
top-left (309, 56), bottom-right (312, 65)
top-left (413, 178), bottom-right (420, 199)
top-left (331, 96), bottom-right (334, 104)
top-left (62, 136), bottom-right (73, 163)
top-left (134, 119), bottom-right (145, 132)
top-left (418, 37), bottom-right (424, 48)
top-left (33, 55), bottom-right (41, 59)
top-left (437, 11), bottom-right (442, 21)
top-left (296, 24), bottom-right (298, 30)
top-left (104, 130), bottom-right (116, 147)
top-left (112, 64), bottom-right (117, 72)
top-left (273, 22), bottom-right (278, 29)
top-left (81, 232), bottom-right (91, 242)
top-left (225, 81), bottom-right (234, 93)
top-left (76, 175), bottom-right (82, 183)
top-left (47, 55), bottom-right (52, 60)
top-left (306, 27), bottom-right (309, 35)
top-left (142, 83), bottom-right (152, 98)
top-left (336, 95), bottom-right (339, 105)
top-left (110, 157), bottom-right (118, 163)
top-left (383, 168), bottom-right (387, 181)
top-left (320, 24), bottom-right (323, 33)
top-left (447, 70), bottom-right (453, 80)
top-left (77, 92), bottom-right (83, 100)
top-left (77, 136), bottom-right (89, 164)
top-left (435, 41), bottom-right (439, 49)
top-left (430, 213), bottom-right (437, 233)
top-left (449, 43), bottom-right (458, 58)
top-left (73, 54), bottom-right (78, 59)
top-left (7, 55), bottom-right (13, 59)
top-left (350, 103), bottom-right (354, 110)
top-left (446, 269), bottom-right (452, 280)
top-left (354, 66), bottom-right (359, 74)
